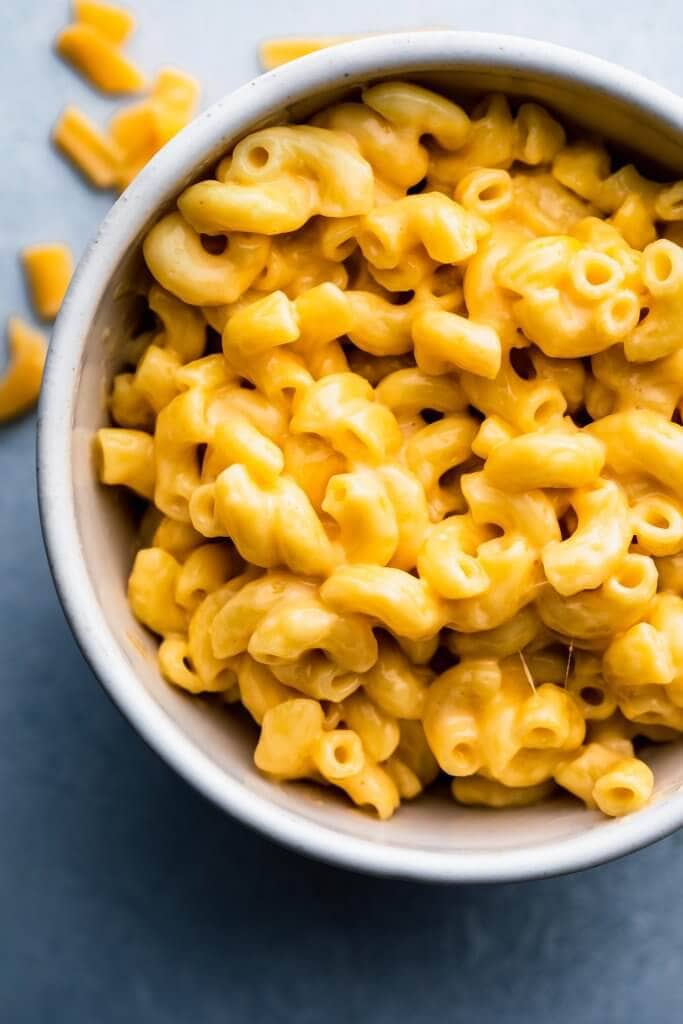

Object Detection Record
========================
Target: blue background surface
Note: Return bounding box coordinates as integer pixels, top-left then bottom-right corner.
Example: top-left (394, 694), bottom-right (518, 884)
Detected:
top-left (2, 2), bottom-right (683, 1020)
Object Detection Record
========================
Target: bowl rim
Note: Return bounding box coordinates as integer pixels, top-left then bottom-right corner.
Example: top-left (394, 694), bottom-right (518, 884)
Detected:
top-left (38, 30), bottom-right (683, 883)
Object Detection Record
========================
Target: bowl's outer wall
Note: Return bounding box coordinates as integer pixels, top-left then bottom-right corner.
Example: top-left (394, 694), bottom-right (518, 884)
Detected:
top-left (39, 32), bottom-right (683, 882)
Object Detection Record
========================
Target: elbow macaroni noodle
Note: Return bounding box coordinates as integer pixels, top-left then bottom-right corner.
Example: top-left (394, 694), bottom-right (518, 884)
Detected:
top-left (96, 81), bottom-right (683, 820)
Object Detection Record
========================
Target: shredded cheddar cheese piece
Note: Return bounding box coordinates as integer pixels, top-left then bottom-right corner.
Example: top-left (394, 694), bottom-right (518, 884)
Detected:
top-left (259, 29), bottom-right (448, 69)
top-left (54, 71), bottom-right (199, 193)
top-left (56, 22), bottom-right (145, 94)
top-left (53, 106), bottom-right (124, 188)
top-left (73, 0), bottom-right (136, 45)
top-left (148, 68), bottom-right (201, 155)
top-left (109, 102), bottom-right (160, 178)
top-left (109, 68), bottom-right (200, 189)
top-left (21, 244), bottom-right (74, 321)
top-left (0, 318), bottom-right (47, 422)
top-left (152, 67), bottom-right (200, 122)
top-left (259, 35), bottom-right (358, 70)
top-left (53, 5), bottom-right (199, 192)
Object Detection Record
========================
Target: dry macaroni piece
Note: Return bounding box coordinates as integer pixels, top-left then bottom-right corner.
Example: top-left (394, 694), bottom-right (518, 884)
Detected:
top-left (21, 244), bottom-right (74, 321)
top-left (0, 318), bottom-right (47, 422)
top-left (97, 81), bottom-right (683, 820)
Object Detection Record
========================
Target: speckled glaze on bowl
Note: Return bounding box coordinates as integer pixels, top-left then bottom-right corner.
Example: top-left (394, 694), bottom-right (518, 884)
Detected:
top-left (38, 32), bottom-right (683, 882)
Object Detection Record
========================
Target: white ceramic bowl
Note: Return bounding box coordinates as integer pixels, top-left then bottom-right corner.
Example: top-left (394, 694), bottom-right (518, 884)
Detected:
top-left (38, 31), bottom-right (683, 882)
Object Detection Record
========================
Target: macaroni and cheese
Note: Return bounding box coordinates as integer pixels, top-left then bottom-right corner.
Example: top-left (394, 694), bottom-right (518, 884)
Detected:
top-left (97, 81), bottom-right (683, 820)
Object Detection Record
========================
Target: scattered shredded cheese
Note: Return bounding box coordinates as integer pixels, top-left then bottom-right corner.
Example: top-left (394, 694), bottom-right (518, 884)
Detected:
top-left (56, 22), bottom-right (145, 94)
top-left (73, 0), bottom-right (136, 45)
top-left (21, 244), bottom-right (74, 321)
top-left (0, 318), bottom-right (47, 422)
top-left (53, 106), bottom-right (124, 188)
top-left (259, 35), bottom-right (358, 70)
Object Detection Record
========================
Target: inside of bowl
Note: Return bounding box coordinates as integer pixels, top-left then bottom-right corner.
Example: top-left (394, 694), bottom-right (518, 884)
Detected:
top-left (70, 58), bottom-right (683, 860)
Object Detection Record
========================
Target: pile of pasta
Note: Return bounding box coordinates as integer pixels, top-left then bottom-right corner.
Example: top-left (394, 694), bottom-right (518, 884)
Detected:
top-left (97, 81), bottom-right (683, 820)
